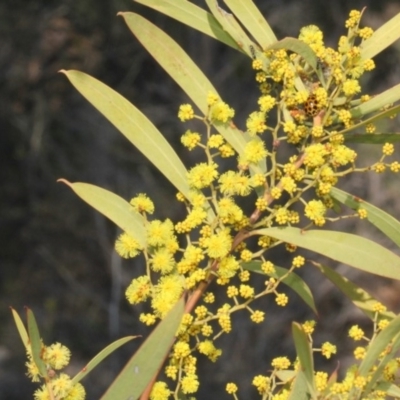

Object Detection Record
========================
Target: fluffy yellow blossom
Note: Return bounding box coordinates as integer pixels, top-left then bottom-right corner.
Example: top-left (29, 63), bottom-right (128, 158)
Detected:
top-left (219, 171), bottom-right (252, 196)
top-left (178, 104), bottom-right (195, 121)
top-left (345, 10), bottom-right (361, 28)
top-left (227, 286), bottom-right (239, 298)
top-left (150, 382), bottom-right (171, 400)
top-left (203, 230), bottom-right (232, 259)
top-left (207, 91), bottom-right (219, 106)
top-left (115, 232), bottom-right (142, 259)
top-left (173, 341), bottom-right (191, 359)
top-left (139, 313), bottom-right (156, 325)
top-left (271, 186), bottom-right (282, 199)
top-left (207, 134), bottom-right (224, 148)
top-left (275, 293), bottom-right (289, 306)
top-left (195, 305), bottom-right (208, 319)
top-left (363, 59), bottom-right (375, 71)
top-left (198, 340), bottom-right (222, 362)
top-left (357, 208), bottom-right (367, 219)
top-left (44, 343), bottom-right (71, 370)
top-left (331, 144), bottom-right (357, 166)
top-left (252, 375), bottom-right (270, 395)
top-left (240, 249), bottom-right (253, 262)
top-left (299, 25), bottom-right (324, 48)
top-left (358, 27), bottom-right (373, 39)
top-left (246, 111), bottom-right (267, 135)
top-left (391, 161), bottom-right (400, 172)
top-left (292, 255), bottom-right (305, 268)
top-left (250, 310), bottom-right (265, 323)
top-left (126, 275), bottom-right (151, 304)
top-left (147, 219), bottom-right (175, 247)
top-left (181, 374), bottom-right (199, 394)
top-left (321, 342), bottom-right (337, 359)
top-left (151, 274), bottom-right (184, 318)
top-left (258, 95), bottom-right (276, 112)
top-left (366, 123), bottom-right (376, 133)
top-left (315, 371), bottom-right (328, 392)
top-left (311, 126), bottom-right (324, 138)
top-left (65, 383), bottom-right (86, 400)
top-left (354, 346), bottom-right (366, 360)
top-left (130, 193), bottom-right (154, 214)
top-left (372, 302), bottom-right (387, 313)
top-left (252, 59), bottom-right (263, 70)
top-left (281, 176), bottom-right (297, 194)
top-left (383, 143), bottom-right (394, 156)
top-left (255, 197), bottom-right (268, 211)
top-left (217, 304), bottom-right (232, 332)
top-left (342, 79), bottom-right (361, 96)
top-left (181, 130), bottom-right (201, 150)
top-left (50, 373), bottom-right (73, 399)
top-left (272, 356), bottom-right (291, 370)
top-left (349, 325), bottom-right (365, 341)
top-left (283, 120), bottom-right (296, 134)
top-left (373, 162), bottom-right (386, 173)
top-left (201, 324), bottom-right (213, 336)
top-left (210, 101), bottom-right (235, 123)
top-left (239, 284), bottom-right (254, 299)
top-left (261, 261), bottom-right (275, 274)
top-left (187, 162), bottom-right (219, 189)
top-left (226, 382), bottom-right (238, 394)
top-left (302, 320), bottom-right (316, 335)
top-left (337, 109), bottom-right (352, 127)
top-left (243, 139), bottom-right (268, 164)
top-left (275, 207), bottom-right (289, 225)
top-left (203, 293), bottom-right (215, 303)
top-left (305, 200), bottom-right (326, 226)
top-left (151, 248), bottom-right (175, 274)
top-left (218, 255), bottom-right (240, 279)
top-left (304, 143), bottom-right (329, 169)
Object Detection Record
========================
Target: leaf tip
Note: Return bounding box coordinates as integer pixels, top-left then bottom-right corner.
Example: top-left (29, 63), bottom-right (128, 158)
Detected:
top-left (57, 178), bottom-right (72, 187)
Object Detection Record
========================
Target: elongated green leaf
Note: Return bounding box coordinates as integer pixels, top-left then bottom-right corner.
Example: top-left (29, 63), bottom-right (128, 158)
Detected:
top-left (71, 336), bottom-right (138, 385)
top-left (223, 0), bottom-right (277, 48)
top-left (275, 370), bottom-right (296, 383)
top-left (312, 262), bottom-right (395, 321)
top-left (361, 13), bottom-right (400, 60)
top-left (359, 315), bottom-right (400, 375)
top-left (61, 70), bottom-right (190, 198)
top-left (292, 322), bottom-right (316, 397)
top-left (351, 85), bottom-right (400, 118)
top-left (243, 261), bottom-right (317, 314)
top-left (11, 308), bottom-right (29, 349)
top-left (59, 180), bottom-right (146, 247)
top-left (376, 382), bottom-right (400, 397)
top-left (27, 309), bottom-right (47, 377)
top-left (345, 132), bottom-right (400, 144)
top-left (288, 370), bottom-right (309, 400)
top-left (101, 298), bottom-right (184, 400)
top-left (340, 104), bottom-right (400, 135)
top-left (330, 187), bottom-right (400, 248)
top-left (119, 13), bottom-right (249, 161)
top-left (134, 0), bottom-right (240, 50)
top-left (253, 227), bottom-right (400, 280)
top-left (267, 38), bottom-right (317, 70)
top-left (205, 0), bottom-right (254, 56)
top-left (364, 331), bottom-right (400, 395)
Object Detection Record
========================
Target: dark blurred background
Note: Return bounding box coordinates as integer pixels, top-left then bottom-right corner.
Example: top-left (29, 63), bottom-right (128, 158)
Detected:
top-left (1, 0), bottom-right (400, 399)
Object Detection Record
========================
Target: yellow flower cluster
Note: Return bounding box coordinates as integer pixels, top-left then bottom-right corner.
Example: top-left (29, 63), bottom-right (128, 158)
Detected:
top-left (27, 342), bottom-right (86, 400)
top-left (107, 8), bottom-right (400, 398)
